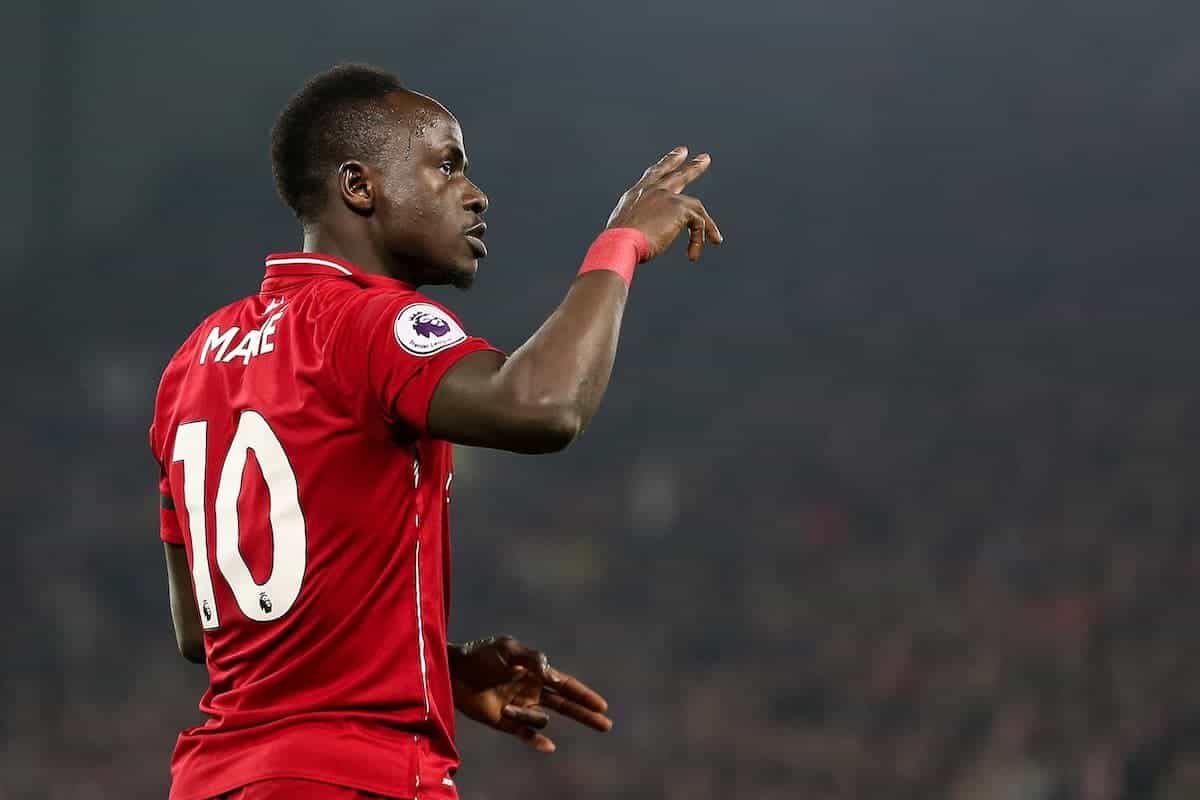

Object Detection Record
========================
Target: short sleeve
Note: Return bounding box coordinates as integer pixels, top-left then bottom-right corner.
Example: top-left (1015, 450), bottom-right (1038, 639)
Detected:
top-left (158, 465), bottom-right (185, 545)
top-left (332, 291), bottom-right (501, 435)
top-left (150, 423), bottom-right (185, 545)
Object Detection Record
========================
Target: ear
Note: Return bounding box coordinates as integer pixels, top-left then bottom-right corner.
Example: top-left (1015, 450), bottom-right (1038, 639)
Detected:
top-left (338, 161), bottom-right (374, 214)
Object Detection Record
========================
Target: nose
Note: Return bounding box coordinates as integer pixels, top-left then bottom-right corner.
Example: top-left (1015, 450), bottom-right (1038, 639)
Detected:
top-left (463, 180), bottom-right (488, 215)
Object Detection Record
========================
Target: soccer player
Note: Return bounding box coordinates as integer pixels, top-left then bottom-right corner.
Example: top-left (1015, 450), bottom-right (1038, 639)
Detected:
top-left (149, 64), bottom-right (721, 800)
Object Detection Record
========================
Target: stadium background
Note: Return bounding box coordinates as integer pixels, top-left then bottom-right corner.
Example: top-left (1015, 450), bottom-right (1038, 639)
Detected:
top-left (6, 0), bottom-right (1200, 797)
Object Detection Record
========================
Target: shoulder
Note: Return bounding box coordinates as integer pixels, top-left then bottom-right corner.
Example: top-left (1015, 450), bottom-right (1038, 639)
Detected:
top-left (148, 297), bottom-right (253, 453)
top-left (333, 286), bottom-right (472, 358)
top-left (156, 297), bottom-right (249, 376)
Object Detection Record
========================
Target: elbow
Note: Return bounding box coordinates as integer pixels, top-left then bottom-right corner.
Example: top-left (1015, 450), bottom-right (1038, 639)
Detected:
top-left (515, 401), bottom-right (581, 454)
top-left (491, 374), bottom-right (585, 453)
top-left (537, 406), bottom-right (582, 453)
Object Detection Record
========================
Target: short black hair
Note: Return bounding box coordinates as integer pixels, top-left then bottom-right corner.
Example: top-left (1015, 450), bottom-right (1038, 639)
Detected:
top-left (270, 64), bottom-right (406, 221)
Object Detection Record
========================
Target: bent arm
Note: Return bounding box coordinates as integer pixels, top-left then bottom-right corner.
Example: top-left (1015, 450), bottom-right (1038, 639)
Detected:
top-left (428, 269), bottom-right (628, 453)
top-left (427, 147), bottom-right (720, 455)
top-left (164, 542), bottom-right (206, 663)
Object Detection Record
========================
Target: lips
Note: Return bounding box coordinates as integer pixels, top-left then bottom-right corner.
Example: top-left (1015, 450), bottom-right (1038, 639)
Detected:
top-left (464, 222), bottom-right (487, 258)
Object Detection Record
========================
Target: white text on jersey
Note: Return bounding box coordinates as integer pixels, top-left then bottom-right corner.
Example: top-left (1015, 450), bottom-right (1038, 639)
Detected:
top-left (199, 310), bottom-right (285, 365)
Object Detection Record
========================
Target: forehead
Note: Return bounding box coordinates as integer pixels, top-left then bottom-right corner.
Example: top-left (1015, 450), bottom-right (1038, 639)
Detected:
top-left (382, 91), bottom-right (464, 156)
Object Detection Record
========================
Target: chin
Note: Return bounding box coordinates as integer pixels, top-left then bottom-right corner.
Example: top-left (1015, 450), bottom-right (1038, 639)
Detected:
top-left (447, 260), bottom-right (478, 290)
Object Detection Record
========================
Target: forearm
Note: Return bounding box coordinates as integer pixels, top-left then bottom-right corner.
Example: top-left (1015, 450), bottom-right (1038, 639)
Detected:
top-left (496, 270), bottom-right (628, 435)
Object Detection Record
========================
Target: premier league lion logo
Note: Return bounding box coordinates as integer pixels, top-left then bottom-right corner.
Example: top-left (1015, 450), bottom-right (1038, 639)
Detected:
top-left (395, 303), bottom-right (467, 355)
top-left (412, 312), bottom-right (451, 339)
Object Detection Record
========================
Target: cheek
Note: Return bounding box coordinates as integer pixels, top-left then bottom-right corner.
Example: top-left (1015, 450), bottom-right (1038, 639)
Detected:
top-left (381, 190), bottom-right (429, 230)
top-left (387, 178), bottom-right (446, 224)
top-left (377, 166), bottom-right (425, 217)
top-left (377, 172), bottom-right (462, 254)
top-left (416, 190), bottom-right (462, 235)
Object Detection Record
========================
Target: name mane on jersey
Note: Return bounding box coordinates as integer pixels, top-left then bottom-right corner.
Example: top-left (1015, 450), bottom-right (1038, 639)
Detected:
top-left (199, 309), bottom-right (285, 365)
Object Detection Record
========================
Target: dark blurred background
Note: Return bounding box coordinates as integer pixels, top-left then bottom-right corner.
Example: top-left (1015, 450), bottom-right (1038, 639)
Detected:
top-left (6, 0), bottom-right (1200, 797)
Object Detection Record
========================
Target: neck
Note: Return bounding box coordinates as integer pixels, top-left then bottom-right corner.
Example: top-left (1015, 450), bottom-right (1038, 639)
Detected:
top-left (301, 223), bottom-right (396, 278)
top-left (302, 221), bottom-right (431, 286)
top-left (300, 214), bottom-right (435, 286)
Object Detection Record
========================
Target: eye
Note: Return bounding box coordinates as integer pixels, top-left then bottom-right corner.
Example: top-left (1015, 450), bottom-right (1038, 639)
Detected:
top-left (439, 161), bottom-right (454, 177)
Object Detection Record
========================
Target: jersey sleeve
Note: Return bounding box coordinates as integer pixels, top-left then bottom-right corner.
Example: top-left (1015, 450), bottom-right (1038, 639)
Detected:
top-left (157, 465), bottom-right (185, 545)
top-left (332, 291), bottom-right (502, 435)
top-left (149, 422), bottom-right (185, 545)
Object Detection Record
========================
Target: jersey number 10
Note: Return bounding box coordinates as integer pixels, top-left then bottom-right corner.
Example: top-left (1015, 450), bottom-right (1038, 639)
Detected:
top-left (172, 410), bottom-right (307, 629)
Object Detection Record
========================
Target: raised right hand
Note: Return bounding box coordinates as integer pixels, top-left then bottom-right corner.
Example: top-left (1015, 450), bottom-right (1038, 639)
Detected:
top-left (605, 146), bottom-right (723, 262)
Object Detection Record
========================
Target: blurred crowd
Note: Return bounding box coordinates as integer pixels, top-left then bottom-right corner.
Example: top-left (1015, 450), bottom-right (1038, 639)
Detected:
top-left (7, 1), bottom-right (1200, 795)
top-left (4, 289), bottom-right (1200, 800)
top-left (449, 323), bottom-right (1200, 800)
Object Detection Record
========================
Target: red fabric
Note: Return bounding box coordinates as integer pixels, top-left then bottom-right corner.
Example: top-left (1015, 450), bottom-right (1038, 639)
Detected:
top-left (158, 461), bottom-right (185, 544)
top-left (216, 777), bottom-right (398, 799)
top-left (576, 228), bottom-right (649, 287)
top-left (150, 252), bottom-right (493, 800)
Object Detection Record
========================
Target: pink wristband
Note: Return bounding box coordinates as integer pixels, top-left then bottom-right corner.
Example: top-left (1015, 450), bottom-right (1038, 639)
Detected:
top-left (577, 228), bottom-right (650, 288)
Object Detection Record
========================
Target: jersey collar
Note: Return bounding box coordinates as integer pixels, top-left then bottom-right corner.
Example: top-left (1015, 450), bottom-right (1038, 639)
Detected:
top-left (262, 252), bottom-right (413, 292)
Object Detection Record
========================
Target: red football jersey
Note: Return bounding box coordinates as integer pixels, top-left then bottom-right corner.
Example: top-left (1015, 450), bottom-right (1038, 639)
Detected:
top-left (149, 252), bottom-right (499, 800)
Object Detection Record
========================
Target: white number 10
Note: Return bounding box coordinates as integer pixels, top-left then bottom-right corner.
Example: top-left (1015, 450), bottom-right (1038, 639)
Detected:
top-left (172, 411), bottom-right (307, 629)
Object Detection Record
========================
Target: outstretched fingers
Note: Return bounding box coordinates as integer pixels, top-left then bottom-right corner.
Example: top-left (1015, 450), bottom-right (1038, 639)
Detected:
top-left (493, 638), bottom-right (613, 738)
top-left (541, 667), bottom-right (612, 731)
top-left (542, 688), bottom-right (614, 731)
top-left (542, 667), bottom-right (609, 712)
top-left (659, 153), bottom-right (712, 194)
top-left (638, 146), bottom-right (690, 186)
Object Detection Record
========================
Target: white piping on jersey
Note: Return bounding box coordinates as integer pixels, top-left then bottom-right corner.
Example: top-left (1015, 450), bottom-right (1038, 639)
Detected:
top-left (414, 514), bottom-right (431, 720)
top-left (263, 256), bottom-right (353, 276)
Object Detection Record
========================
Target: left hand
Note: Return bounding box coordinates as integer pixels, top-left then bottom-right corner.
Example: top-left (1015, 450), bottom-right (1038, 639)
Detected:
top-left (450, 635), bottom-right (612, 753)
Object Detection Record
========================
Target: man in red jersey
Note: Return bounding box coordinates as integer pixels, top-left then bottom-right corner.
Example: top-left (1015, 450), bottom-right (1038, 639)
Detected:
top-left (149, 64), bottom-right (721, 800)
